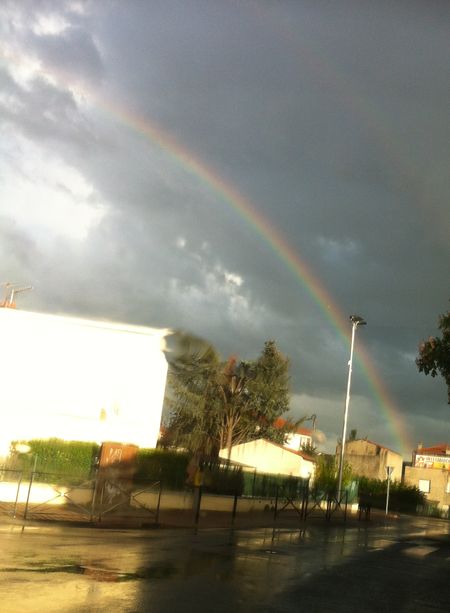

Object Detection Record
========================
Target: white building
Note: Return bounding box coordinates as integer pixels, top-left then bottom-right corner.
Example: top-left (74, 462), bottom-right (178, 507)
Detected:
top-left (273, 418), bottom-right (313, 452)
top-left (0, 308), bottom-right (169, 455)
top-left (219, 438), bottom-right (316, 480)
top-left (404, 443), bottom-right (450, 511)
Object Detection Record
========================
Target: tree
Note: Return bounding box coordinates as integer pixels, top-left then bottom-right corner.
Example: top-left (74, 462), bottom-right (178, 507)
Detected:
top-left (245, 340), bottom-right (295, 443)
top-left (313, 454), bottom-right (352, 495)
top-left (163, 339), bottom-right (298, 459)
top-left (216, 356), bottom-right (254, 458)
top-left (416, 307), bottom-right (450, 403)
top-left (162, 339), bottom-right (223, 458)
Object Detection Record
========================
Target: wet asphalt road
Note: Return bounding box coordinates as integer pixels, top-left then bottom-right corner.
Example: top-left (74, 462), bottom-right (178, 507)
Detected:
top-left (0, 516), bottom-right (449, 612)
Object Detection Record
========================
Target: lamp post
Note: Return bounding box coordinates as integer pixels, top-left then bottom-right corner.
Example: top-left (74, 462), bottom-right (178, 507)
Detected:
top-left (337, 315), bottom-right (367, 500)
top-left (385, 466), bottom-right (394, 515)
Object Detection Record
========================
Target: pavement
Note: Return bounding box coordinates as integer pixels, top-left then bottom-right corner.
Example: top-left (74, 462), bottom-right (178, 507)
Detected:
top-left (1, 498), bottom-right (396, 530)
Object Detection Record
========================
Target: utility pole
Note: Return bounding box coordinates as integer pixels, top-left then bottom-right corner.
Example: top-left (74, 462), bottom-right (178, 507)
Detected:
top-left (337, 315), bottom-right (367, 499)
top-left (385, 466), bottom-right (394, 515)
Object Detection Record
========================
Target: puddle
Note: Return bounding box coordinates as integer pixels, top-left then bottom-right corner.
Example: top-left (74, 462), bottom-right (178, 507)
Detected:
top-left (0, 561), bottom-right (177, 582)
top-left (0, 563), bottom-right (133, 581)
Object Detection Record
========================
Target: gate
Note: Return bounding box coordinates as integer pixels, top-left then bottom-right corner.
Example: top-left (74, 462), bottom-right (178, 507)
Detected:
top-left (94, 478), bottom-right (162, 523)
top-left (305, 491), bottom-right (348, 521)
top-left (273, 478), bottom-right (310, 520)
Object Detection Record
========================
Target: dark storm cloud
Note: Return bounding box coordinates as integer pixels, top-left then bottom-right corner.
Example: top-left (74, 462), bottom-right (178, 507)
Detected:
top-left (0, 72), bottom-right (96, 148)
top-left (1, 0), bottom-right (449, 453)
top-left (31, 25), bottom-right (105, 84)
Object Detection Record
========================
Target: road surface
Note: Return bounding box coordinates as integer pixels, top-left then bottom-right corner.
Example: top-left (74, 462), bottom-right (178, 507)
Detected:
top-left (0, 515), bottom-right (449, 612)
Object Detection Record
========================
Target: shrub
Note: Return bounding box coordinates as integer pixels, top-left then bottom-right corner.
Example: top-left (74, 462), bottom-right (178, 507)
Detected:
top-left (313, 454), bottom-right (352, 496)
top-left (357, 477), bottom-right (425, 513)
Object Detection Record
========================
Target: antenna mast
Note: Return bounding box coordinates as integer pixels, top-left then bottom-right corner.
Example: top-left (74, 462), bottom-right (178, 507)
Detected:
top-left (0, 282), bottom-right (33, 308)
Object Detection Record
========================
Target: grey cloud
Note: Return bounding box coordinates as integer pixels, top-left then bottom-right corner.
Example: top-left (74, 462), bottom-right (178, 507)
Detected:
top-left (30, 25), bottom-right (105, 84)
top-left (1, 0), bottom-right (449, 455)
top-left (0, 71), bottom-right (99, 152)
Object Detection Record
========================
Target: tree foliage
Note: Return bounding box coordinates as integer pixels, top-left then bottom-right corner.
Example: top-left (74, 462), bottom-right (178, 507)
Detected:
top-left (244, 340), bottom-right (294, 444)
top-left (416, 307), bottom-right (450, 403)
top-left (162, 339), bottom-right (296, 459)
top-left (313, 454), bottom-right (352, 495)
top-left (161, 343), bottom-right (223, 457)
top-left (300, 441), bottom-right (318, 457)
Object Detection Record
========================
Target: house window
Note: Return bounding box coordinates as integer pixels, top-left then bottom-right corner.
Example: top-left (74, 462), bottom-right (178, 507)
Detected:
top-left (446, 479), bottom-right (450, 494)
top-left (419, 479), bottom-right (430, 493)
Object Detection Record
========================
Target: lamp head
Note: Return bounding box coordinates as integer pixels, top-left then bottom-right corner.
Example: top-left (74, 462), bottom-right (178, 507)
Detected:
top-left (350, 315), bottom-right (367, 326)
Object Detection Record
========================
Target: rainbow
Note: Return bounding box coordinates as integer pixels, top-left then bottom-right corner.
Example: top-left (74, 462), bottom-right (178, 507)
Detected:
top-left (95, 99), bottom-right (411, 455)
top-left (0, 47), bottom-right (413, 455)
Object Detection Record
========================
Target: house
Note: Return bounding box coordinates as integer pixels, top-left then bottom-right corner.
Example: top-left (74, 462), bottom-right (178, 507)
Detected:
top-left (219, 438), bottom-right (316, 480)
top-left (273, 418), bottom-right (313, 452)
top-left (335, 438), bottom-right (403, 482)
top-left (403, 443), bottom-right (450, 511)
top-left (0, 308), bottom-right (169, 457)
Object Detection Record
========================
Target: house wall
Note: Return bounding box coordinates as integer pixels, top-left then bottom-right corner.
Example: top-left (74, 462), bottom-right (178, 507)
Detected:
top-left (404, 466), bottom-right (450, 510)
top-left (337, 440), bottom-right (403, 481)
top-left (0, 309), bottom-right (168, 455)
top-left (220, 439), bottom-right (315, 479)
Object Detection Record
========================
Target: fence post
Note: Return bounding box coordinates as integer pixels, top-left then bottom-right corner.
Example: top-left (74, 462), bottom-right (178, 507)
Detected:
top-left (301, 478), bottom-right (309, 520)
top-left (155, 481), bottom-right (162, 524)
top-left (231, 490), bottom-right (238, 526)
top-left (91, 469), bottom-right (100, 522)
top-left (23, 470), bottom-right (36, 521)
top-left (13, 472), bottom-right (23, 519)
top-left (194, 486), bottom-right (202, 526)
top-left (325, 495), bottom-right (331, 521)
top-left (273, 484), bottom-right (279, 520)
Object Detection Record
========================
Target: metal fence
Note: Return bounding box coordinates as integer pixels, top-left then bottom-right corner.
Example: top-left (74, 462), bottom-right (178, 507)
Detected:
top-left (0, 465), bottom-right (352, 527)
top-left (0, 467), bottom-right (162, 524)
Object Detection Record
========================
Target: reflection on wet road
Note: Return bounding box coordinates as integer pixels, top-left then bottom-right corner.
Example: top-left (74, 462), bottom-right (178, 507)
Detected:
top-left (0, 516), bottom-right (449, 612)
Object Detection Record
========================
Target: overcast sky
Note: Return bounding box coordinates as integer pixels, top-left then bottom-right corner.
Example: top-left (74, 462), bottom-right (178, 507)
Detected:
top-left (1, 0), bottom-right (449, 457)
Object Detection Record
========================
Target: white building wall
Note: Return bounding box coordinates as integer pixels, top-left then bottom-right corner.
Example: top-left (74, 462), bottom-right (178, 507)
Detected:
top-left (219, 438), bottom-right (315, 479)
top-left (284, 432), bottom-right (312, 452)
top-left (0, 309), bottom-right (169, 454)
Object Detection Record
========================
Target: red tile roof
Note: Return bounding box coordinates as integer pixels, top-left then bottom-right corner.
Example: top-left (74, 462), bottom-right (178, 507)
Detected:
top-left (416, 444), bottom-right (450, 456)
top-left (273, 418), bottom-right (312, 436)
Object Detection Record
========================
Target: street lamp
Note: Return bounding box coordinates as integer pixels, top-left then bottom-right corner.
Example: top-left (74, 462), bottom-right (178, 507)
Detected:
top-left (337, 315), bottom-right (367, 499)
top-left (385, 466), bottom-right (394, 515)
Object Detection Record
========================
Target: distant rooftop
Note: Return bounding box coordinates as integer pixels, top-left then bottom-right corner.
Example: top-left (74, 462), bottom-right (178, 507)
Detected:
top-left (416, 443), bottom-right (450, 456)
top-left (273, 418), bottom-right (312, 437)
top-left (346, 438), bottom-right (401, 456)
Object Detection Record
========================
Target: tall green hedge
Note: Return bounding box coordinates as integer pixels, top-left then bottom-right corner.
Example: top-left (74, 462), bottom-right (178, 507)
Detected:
top-left (358, 477), bottom-right (425, 513)
top-left (9, 441), bottom-right (278, 495)
top-left (10, 440), bottom-right (190, 487)
top-left (135, 449), bottom-right (189, 489)
top-left (12, 438), bottom-right (99, 482)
